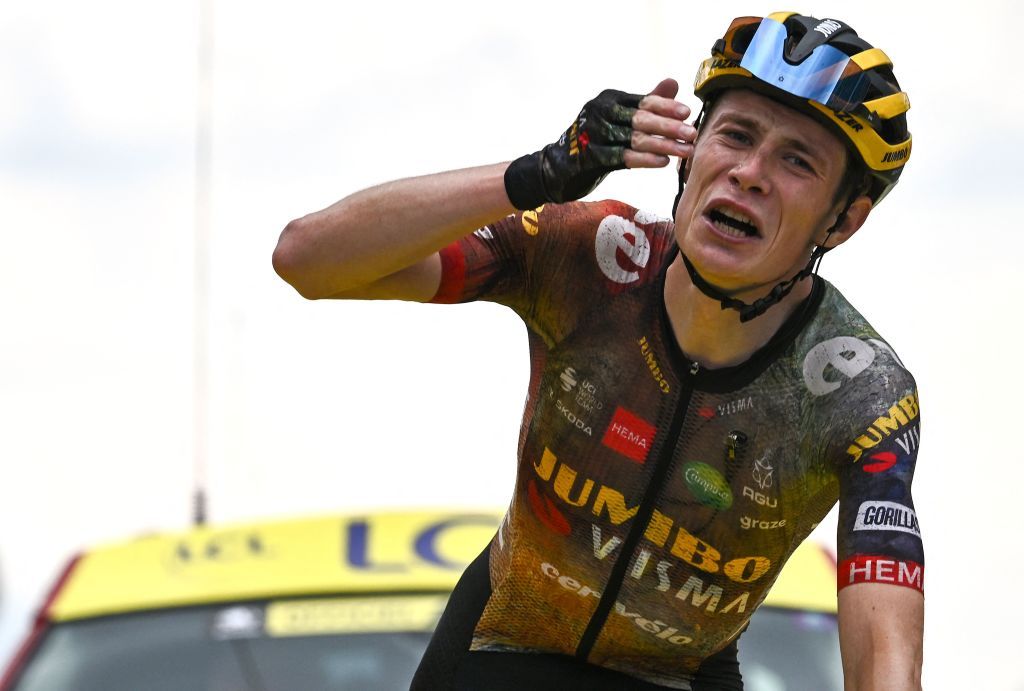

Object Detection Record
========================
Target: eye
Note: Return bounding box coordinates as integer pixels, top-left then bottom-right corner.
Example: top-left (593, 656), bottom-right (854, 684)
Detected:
top-left (785, 154), bottom-right (814, 172)
top-left (723, 129), bottom-right (752, 145)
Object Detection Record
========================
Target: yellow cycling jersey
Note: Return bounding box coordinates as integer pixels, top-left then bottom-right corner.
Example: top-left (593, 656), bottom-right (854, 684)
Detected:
top-left (428, 201), bottom-right (923, 689)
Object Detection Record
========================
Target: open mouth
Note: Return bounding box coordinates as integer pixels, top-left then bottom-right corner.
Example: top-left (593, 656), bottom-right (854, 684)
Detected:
top-left (708, 207), bottom-right (759, 238)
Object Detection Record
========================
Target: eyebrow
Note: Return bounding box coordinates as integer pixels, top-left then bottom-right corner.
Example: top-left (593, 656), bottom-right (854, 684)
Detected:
top-left (714, 112), bottom-right (826, 164)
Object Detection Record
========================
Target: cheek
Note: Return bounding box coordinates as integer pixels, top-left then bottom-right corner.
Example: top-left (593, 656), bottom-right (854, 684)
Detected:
top-left (673, 185), bottom-right (705, 241)
top-left (773, 209), bottom-right (824, 260)
top-left (675, 157), bottom-right (710, 216)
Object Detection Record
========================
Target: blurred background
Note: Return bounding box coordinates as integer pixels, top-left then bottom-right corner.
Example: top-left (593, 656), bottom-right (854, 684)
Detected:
top-left (1, 0), bottom-right (1020, 688)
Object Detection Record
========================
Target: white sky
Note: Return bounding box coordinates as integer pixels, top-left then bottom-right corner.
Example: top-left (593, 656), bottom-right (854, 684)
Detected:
top-left (1, 1), bottom-right (1022, 688)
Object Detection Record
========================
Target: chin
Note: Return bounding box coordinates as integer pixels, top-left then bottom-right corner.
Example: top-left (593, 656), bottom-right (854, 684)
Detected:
top-left (684, 246), bottom-right (749, 290)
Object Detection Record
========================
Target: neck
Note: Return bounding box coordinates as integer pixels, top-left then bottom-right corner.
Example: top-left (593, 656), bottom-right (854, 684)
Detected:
top-left (663, 254), bottom-right (813, 369)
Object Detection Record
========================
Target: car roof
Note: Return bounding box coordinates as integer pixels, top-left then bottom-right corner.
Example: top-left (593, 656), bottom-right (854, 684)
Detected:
top-left (47, 510), bottom-right (836, 622)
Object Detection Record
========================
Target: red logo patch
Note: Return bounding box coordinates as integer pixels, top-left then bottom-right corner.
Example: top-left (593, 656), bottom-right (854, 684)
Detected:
top-left (838, 555), bottom-right (923, 593)
top-left (698, 406), bottom-right (716, 420)
top-left (863, 451), bottom-right (897, 473)
top-left (601, 407), bottom-right (656, 463)
top-left (527, 479), bottom-right (571, 535)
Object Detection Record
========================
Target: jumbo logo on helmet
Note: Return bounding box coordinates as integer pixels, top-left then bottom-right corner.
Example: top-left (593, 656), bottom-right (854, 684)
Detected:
top-left (882, 146), bottom-right (910, 164)
top-left (812, 19), bottom-right (842, 37)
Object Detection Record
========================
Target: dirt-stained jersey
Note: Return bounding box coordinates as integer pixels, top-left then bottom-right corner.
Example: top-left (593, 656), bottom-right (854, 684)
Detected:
top-left (430, 200), bottom-right (923, 689)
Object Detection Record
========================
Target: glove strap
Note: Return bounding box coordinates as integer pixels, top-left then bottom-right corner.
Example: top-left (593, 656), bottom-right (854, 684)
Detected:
top-left (504, 151), bottom-right (550, 211)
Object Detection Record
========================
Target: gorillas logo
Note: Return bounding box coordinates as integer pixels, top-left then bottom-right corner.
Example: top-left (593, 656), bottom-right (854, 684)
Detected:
top-left (595, 216), bottom-right (651, 284)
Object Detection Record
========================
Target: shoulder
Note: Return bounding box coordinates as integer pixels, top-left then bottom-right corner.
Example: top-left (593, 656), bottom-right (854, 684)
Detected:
top-left (792, 281), bottom-right (919, 457)
top-left (795, 280), bottom-right (915, 396)
top-left (506, 199), bottom-right (676, 284)
top-left (520, 200), bottom-right (673, 239)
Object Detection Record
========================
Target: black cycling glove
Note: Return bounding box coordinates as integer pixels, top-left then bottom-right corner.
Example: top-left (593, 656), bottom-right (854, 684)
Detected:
top-left (504, 89), bottom-right (642, 210)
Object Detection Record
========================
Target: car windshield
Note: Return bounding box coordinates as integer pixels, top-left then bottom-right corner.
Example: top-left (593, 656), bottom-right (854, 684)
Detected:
top-left (739, 607), bottom-right (843, 691)
top-left (10, 599), bottom-right (841, 690)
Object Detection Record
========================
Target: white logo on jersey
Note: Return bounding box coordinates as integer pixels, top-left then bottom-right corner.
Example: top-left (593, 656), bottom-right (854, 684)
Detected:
top-left (853, 501), bottom-right (921, 537)
top-left (752, 452), bottom-right (774, 490)
top-left (634, 209), bottom-right (670, 225)
top-left (559, 366), bottom-right (578, 392)
top-left (802, 336), bottom-right (876, 396)
top-left (595, 216), bottom-right (651, 284)
top-left (803, 337), bottom-right (906, 396)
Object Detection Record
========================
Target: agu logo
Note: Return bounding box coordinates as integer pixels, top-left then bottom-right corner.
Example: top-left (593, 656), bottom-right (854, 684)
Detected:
top-left (751, 453), bottom-right (774, 489)
top-left (683, 462), bottom-right (733, 510)
top-left (595, 216), bottom-right (650, 284)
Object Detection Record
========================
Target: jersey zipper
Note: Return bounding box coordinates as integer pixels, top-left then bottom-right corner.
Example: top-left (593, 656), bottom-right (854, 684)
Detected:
top-left (574, 360), bottom-right (700, 661)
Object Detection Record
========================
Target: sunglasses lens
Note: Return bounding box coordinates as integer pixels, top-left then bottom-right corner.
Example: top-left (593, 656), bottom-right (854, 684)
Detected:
top-left (724, 18), bottom-right (870, 112)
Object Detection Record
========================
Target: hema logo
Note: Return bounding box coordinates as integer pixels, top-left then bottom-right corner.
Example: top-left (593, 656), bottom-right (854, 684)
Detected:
top-left (601, 407), bottom-right (656, 463)
top-left (839, 555), bottom-right (923, 592)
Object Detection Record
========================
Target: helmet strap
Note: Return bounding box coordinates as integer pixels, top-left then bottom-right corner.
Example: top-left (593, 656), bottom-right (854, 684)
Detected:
top-left (679, 221), bottom-right (842, 323)
top-left (671, 103), bottom-right (710, 218)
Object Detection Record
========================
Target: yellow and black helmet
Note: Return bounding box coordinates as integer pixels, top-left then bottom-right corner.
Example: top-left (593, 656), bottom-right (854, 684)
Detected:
top-left (694, 12), bottom-right (911, 204)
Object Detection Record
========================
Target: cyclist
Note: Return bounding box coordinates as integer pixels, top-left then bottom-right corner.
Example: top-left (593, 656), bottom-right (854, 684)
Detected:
top-left (274, 12), bottom-right (923, 691)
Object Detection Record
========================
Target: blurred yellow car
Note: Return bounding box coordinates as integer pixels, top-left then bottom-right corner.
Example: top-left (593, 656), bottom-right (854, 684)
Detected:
top-left (0, 510), bottom-right (841, 690)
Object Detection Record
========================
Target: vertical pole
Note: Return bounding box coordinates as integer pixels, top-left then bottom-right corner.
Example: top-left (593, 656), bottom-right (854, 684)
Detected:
top-left (192, 0), bottom-right (214, 526)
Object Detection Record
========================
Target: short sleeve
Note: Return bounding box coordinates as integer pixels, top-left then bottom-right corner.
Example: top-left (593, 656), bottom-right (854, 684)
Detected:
top-left (429, 201), bottom-right (674, 346)
top-left (832, 358), bottom-right (924, 595)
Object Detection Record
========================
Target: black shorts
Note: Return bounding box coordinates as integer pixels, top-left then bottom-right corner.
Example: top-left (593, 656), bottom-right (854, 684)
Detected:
top-left (410, 548), bottom-right (743, 691)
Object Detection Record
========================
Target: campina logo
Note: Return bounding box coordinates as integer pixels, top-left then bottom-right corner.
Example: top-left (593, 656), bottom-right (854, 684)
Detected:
top-left (683, 462), bottom-right (732, 510)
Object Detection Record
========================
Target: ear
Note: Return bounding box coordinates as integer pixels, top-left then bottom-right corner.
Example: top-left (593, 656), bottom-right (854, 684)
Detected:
top-left (820, 195), bottom-right (872, 249)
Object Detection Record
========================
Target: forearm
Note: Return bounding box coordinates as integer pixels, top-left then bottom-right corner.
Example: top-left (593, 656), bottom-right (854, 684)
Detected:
top-left (273, 81), bottom-right (693, 300)
top-left (842, 644), bottom-right (922, 691)
top-left (839, 585), bottom-right (923, 691)
top-left (273, 162), bottom-right (514, 298)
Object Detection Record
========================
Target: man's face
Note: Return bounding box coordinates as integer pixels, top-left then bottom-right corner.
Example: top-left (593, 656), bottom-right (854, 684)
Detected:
top-left (673, 89), bottom-right (851, 296)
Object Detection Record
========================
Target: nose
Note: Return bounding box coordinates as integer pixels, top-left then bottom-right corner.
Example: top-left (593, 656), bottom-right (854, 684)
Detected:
top-left (729, 149), bottom-right (771, 195)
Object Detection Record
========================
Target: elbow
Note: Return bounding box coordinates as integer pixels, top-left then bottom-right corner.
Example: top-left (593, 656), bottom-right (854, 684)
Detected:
top-left (273, 218), bottom-right (323, 300)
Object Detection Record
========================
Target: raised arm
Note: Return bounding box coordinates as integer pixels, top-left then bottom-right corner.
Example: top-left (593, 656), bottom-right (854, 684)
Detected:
top-left (273, 163), bottom-right (512, 301)
top-left (838, 583), bottom-right (923, 690)
top-left (272, 78), bottom-right (695, 302)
